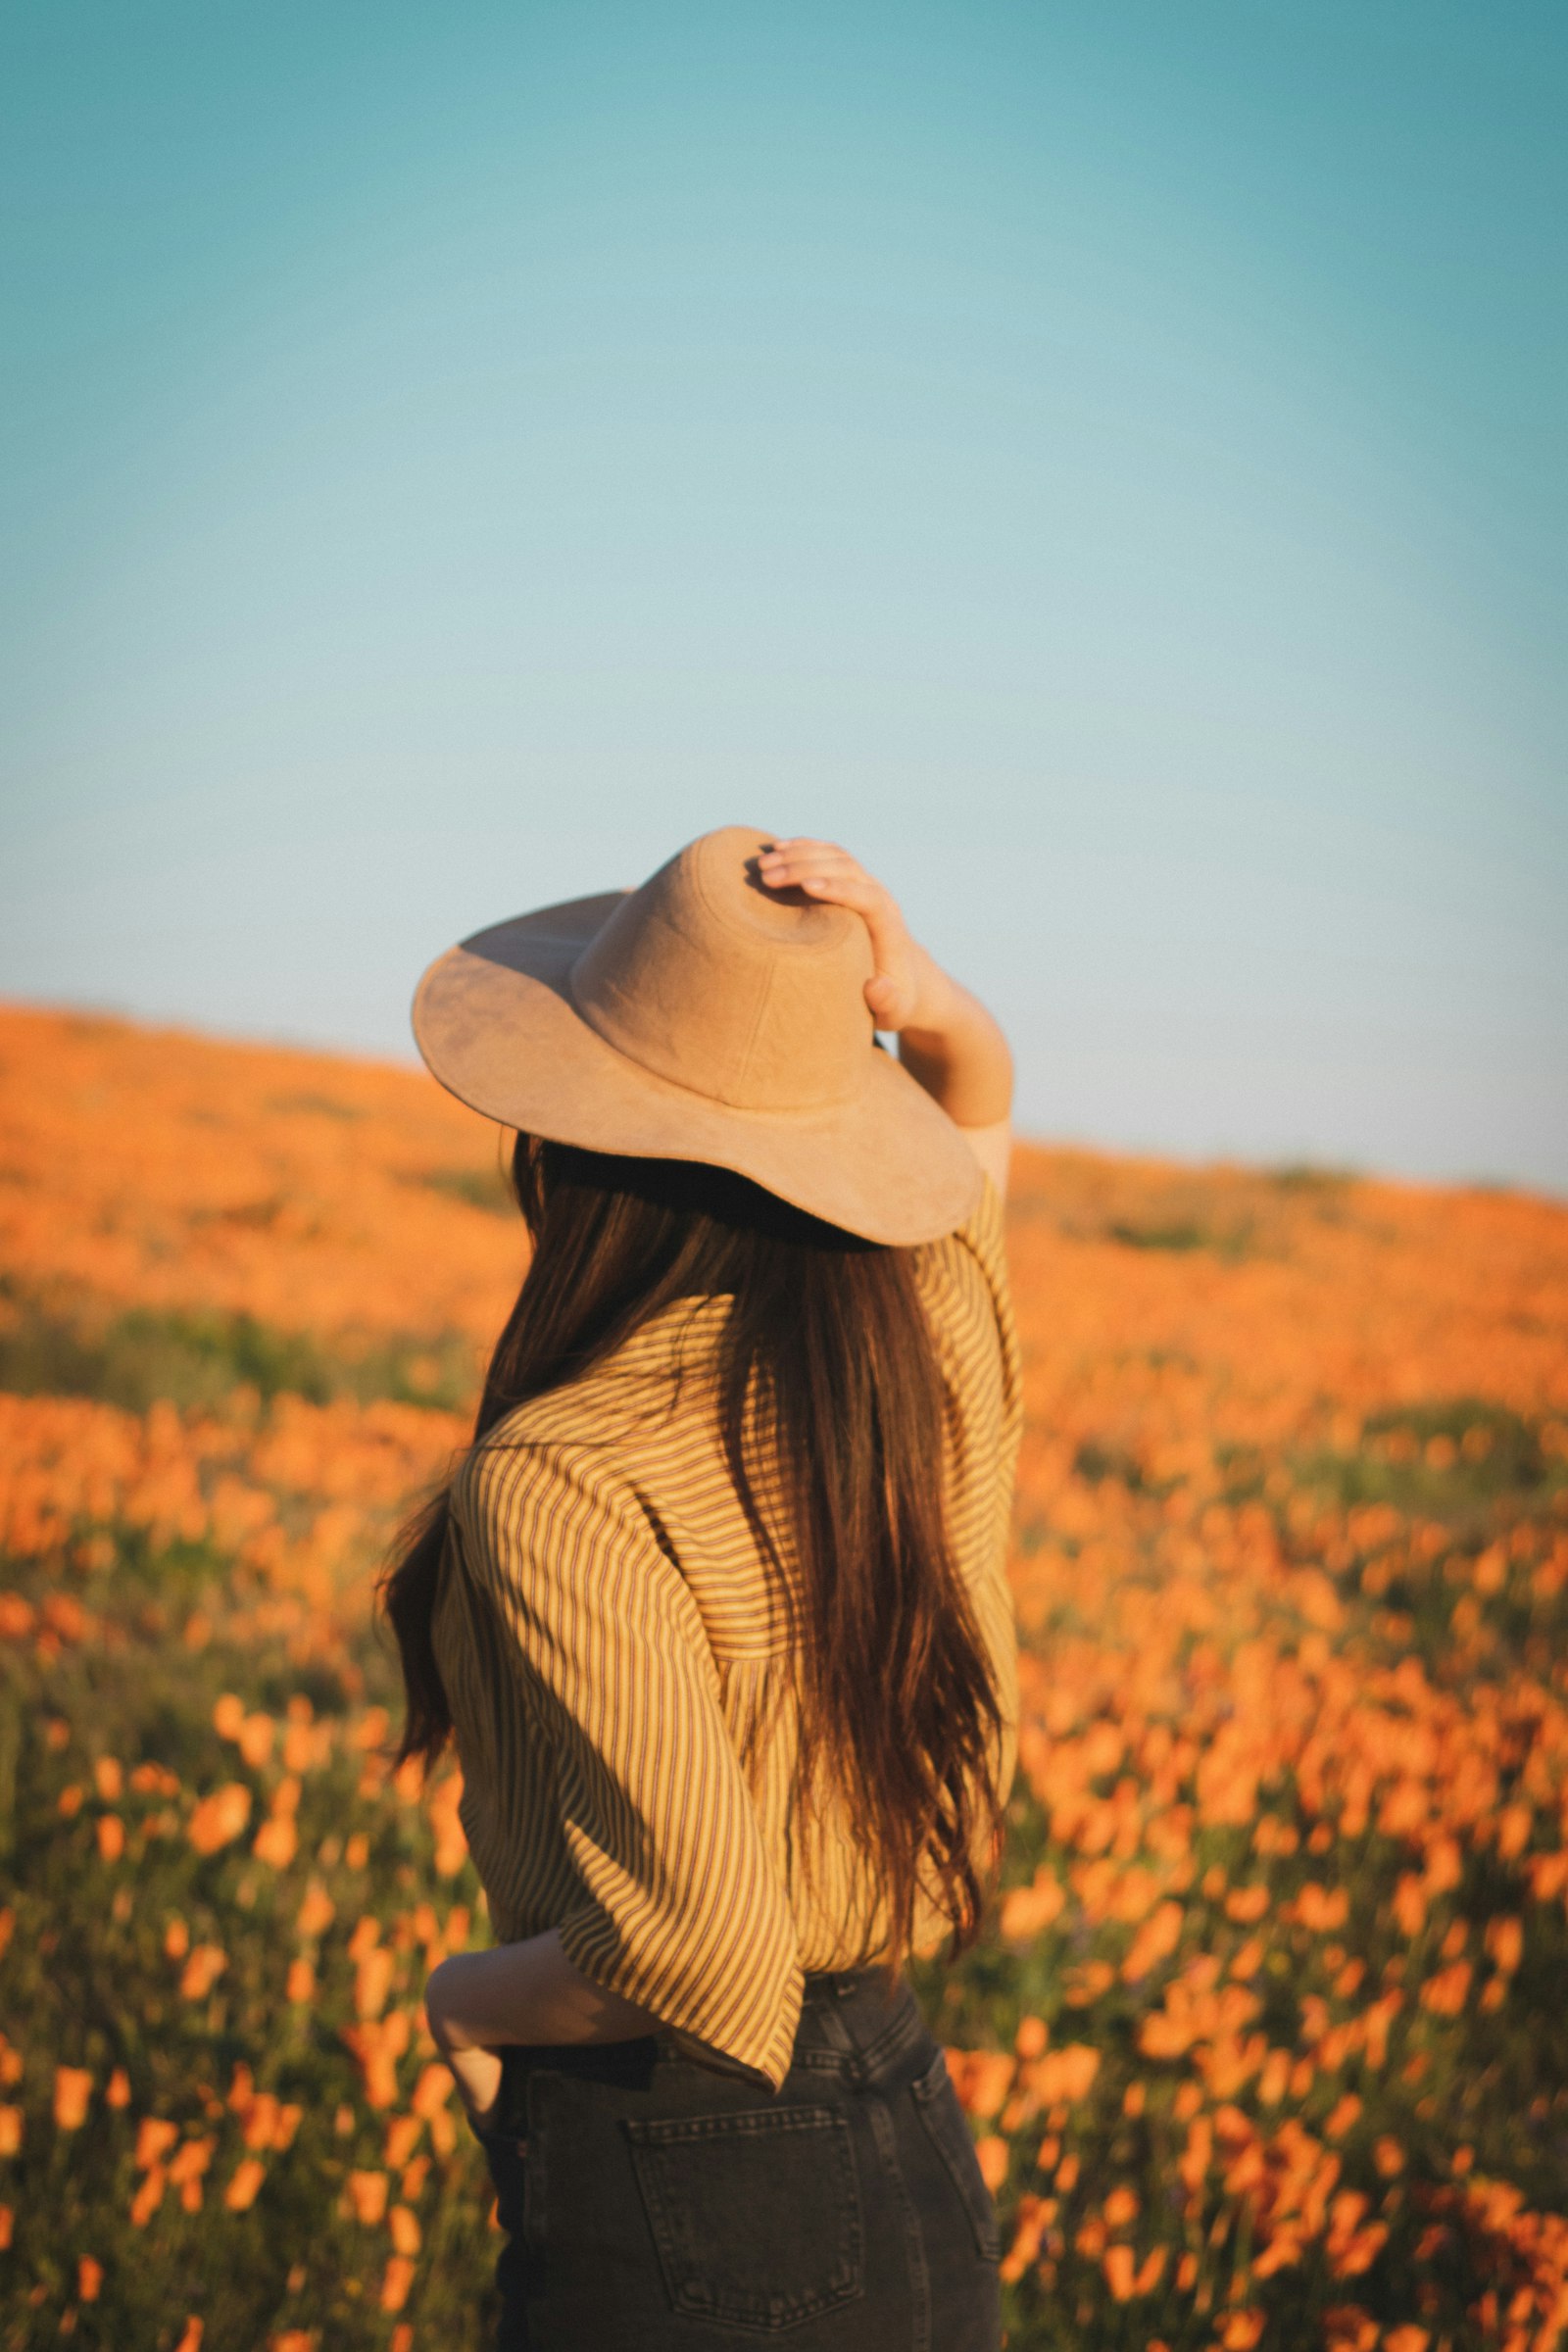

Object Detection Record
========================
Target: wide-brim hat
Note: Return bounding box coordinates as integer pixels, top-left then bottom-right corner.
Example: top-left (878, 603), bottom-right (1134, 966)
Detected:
top-left (412, 823), bottom-right (984, 1247)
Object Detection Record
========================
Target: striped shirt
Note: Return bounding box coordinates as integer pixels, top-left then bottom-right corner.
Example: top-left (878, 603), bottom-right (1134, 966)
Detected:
top-left (431, 1169), bottom-right (1022, 2091)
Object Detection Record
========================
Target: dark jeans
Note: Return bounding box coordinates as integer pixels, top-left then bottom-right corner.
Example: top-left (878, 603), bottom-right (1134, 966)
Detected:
top-left (472, 1968), bottom-right (1003, 2350)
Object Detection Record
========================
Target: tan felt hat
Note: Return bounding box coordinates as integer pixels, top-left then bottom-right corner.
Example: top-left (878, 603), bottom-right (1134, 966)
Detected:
top-left (412, 823), bottom-right (984, 1247)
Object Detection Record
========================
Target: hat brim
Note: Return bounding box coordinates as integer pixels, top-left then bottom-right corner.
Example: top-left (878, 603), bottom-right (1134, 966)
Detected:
top-left (412, 892), bottom-right (984, 1247)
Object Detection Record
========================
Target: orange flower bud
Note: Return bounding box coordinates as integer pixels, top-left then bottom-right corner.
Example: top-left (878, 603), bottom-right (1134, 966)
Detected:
top-left (54, 2066), bottom-right (93, 2131)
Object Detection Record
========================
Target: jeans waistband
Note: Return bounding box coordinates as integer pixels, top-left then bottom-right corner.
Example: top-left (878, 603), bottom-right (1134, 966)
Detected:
top-left (801, 1965), bottom-right (888, 2004)
top-left (790, 1969), bottom-right (931, 2088)
top-left (480, 1966), bottom-right (922, 2130)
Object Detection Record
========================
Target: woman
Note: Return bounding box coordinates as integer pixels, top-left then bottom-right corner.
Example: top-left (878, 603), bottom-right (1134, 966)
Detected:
top-left (377, 825), bottom-right (1022, 2350)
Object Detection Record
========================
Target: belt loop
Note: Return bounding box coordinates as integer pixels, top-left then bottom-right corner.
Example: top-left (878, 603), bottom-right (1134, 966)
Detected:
top-left (810, 1990), bottom-right (868, 2084)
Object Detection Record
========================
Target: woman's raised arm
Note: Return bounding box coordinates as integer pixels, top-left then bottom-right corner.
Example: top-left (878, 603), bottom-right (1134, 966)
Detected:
top-left (756, 838), bottom-right (1014, 1200)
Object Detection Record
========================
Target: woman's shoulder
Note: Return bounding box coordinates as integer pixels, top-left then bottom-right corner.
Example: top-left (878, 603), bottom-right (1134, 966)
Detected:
top-left (909, 1165), bottom-right (1020, 1414)
top-left (451, 1413), bottom-right (663, 1604)
top-left (452, 1300), bottom-right (727, 1528)
top-left (455, 1399), bottom-right (642, 1521)
top-left (911, 1165), bottom-right (1010, 1315)
top-left (473, 1299), bottom-right (723, 1449)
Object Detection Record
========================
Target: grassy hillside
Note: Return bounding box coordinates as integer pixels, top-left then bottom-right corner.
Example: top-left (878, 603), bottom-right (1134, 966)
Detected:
top-left (1, 1003), bottom-right (1565, 2350)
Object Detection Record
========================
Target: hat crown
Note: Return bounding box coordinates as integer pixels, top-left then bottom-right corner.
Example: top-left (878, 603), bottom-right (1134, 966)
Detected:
top-left (567, 826), bottom-right (877, 1113)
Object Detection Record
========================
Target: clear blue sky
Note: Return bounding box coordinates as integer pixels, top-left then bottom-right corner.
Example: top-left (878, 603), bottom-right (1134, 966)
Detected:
top-left (3, 1), bottom-right (1564, 1189)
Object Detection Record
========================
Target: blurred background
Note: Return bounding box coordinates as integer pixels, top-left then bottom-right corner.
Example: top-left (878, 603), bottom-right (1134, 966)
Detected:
top-left (3, 0), bottom-right (1564, 1189)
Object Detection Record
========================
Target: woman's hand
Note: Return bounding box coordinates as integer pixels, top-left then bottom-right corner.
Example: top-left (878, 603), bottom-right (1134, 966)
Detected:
top-left (421, 1932), bottom-right (665, 2136)
top-left (756, 837), bottom-right (1014, 1180)
top-left (755, 839), bottom-right (952, 1035)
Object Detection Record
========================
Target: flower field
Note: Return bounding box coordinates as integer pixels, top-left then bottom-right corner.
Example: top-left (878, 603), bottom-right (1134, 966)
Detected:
top-left (1, 1000), bottom-right (1565, 2350)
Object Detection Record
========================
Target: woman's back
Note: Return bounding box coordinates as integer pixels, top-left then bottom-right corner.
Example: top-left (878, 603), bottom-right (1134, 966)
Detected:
top-left (432, 1168), bottom-right (1022, 2091)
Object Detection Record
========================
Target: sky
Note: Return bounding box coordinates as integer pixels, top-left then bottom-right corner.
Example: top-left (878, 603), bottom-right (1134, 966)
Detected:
top-left (3, 0), bottom-right (1564, 1191)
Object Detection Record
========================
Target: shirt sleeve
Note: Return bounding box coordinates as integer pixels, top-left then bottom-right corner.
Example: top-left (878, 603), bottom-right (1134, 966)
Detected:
top-left (912, 1167), bottom-right (1024, 1811)
top-left (965, 1170), bottom-right (1021, 1381)
top-left (453, 1431), bottom-right (805, 2092)
top-left (923, 1167), bottom-right (1024, 1517)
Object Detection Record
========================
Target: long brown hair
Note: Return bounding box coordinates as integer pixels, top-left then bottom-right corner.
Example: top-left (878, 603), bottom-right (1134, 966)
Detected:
top-left (375, 1132), bottom-right (1006, 1987)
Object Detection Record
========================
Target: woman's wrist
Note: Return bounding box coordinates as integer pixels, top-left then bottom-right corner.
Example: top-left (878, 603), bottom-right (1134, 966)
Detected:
top-left (892, 941), bottom-right (962, 1038)
top-left (895, 962), bottom-right (1014, 1129)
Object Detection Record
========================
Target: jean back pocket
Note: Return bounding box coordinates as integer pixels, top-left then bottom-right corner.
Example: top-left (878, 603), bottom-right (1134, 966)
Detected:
top-left (909, 2050), bottom-right (1003, 2262)
top-left (624, 2103), bottom-right (864, 2332)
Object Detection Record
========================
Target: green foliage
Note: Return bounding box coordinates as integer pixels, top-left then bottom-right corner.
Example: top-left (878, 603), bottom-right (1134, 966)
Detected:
top-left (1106, 1219), bottom-right (1218, 1254)
top-left (0, 1618), bottom-right (503, 2350)
top-left (410, 1165), bottom-right (517, 1219)
top-left (0, 1292), bottom-right (478, 1416)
